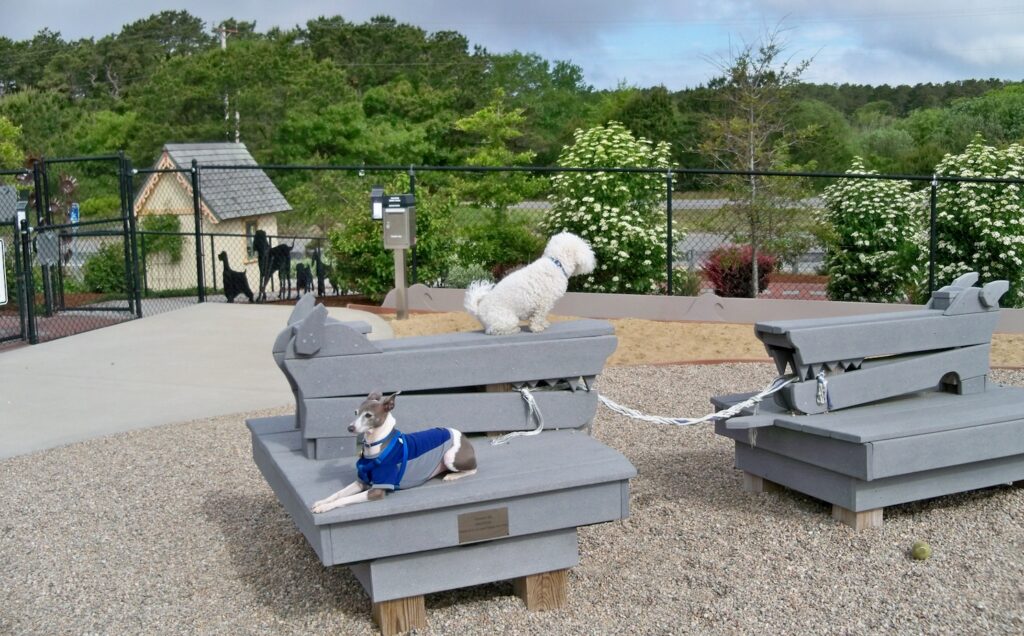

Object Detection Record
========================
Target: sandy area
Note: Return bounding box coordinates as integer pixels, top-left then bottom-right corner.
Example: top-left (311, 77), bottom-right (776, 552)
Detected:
top-left (386, 311), bottom-right (1024, 367)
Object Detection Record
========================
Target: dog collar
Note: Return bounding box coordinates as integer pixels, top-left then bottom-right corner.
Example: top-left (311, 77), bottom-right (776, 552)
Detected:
top-left (364, 430), bottom-right (398, 448)
top-left (549, 257), bottom-right (570, 277)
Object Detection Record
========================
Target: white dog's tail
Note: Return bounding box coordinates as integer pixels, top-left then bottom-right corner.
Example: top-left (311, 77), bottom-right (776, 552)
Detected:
top-left (463, 280), bottom-right (495, 316)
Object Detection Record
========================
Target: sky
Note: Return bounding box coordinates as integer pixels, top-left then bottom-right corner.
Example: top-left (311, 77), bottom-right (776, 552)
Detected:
top-left (3, 0), bottom-right (1023, 90)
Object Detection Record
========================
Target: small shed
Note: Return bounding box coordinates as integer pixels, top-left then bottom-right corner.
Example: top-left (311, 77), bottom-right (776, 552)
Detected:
top-left (133, 142), bottom-right (292, 294)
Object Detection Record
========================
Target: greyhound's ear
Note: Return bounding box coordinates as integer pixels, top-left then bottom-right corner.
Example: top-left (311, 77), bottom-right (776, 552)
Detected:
top-left (382, 391), bottom-right (400, 411)
top-left (367, 391), bottom-right (383, 402)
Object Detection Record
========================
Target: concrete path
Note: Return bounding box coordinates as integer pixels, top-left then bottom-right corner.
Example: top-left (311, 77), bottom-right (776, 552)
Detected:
top-left (0, 303), bottom-right (393, 459)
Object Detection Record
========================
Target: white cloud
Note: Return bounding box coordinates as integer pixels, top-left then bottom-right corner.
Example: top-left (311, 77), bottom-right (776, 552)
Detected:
top-left (2, 0), bottom-right (1022, 88)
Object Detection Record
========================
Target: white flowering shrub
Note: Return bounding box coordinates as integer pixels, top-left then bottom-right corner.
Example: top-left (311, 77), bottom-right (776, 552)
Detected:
top-left (934, 138), bottom-right (1024, 307)
top-left (543, 122), bottom-right (673, 293)
top-left (819, 158), bottom-right (925, 302)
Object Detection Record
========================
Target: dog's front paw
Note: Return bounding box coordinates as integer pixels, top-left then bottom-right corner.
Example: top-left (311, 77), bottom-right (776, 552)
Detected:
top-left (529, 320), bottom-right (550, 332)
top-left (311, 499), bottom-right (335, 513)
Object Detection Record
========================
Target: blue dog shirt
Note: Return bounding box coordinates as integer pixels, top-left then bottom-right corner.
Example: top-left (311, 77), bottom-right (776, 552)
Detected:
top-left (356, 428), bottom-right (454, 491)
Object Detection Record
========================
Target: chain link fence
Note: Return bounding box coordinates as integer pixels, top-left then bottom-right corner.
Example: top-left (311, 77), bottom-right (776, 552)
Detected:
top-left (1, 169), bottom-right (27, 345)
top-left (3, 155), bottom-right (1023, 347)
top-left (132, 165), bottom-right (333, 313)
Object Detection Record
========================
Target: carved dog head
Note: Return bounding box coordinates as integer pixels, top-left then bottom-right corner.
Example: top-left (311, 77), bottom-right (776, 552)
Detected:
top-left (347, 391), bottom-right (399, 434)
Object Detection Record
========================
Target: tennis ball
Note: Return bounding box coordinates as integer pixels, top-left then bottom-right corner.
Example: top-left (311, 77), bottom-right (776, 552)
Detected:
top-left (911, 540), bottom-right (932, 560)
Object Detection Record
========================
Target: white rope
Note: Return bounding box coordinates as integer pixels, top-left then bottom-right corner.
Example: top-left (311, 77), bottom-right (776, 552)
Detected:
top-left (491, 387), bottom-right (545, 445)
top-left (597, 375), bottom-right (797, 427)
top-left (815, 370), bottom-right (831, 410)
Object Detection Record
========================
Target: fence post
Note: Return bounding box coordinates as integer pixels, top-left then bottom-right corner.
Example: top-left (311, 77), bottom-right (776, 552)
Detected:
top-left (121, 153), bottom-right (143, 317)
top-left (11, 213), bottom-right (26, 340)
top-left (20, 217), bottom-right (37, 344)
top-left (928, 174), bottom-right (938, 294)
top-left (209, 235), bottom-right (217, 293)
top-left (191, 159), bottom-right (206, 302)
top-left (33, 160), bottom-right (55, 317)
top-left (665, 169), bottom-right (674, 296)
top-left (408, 165), bottom-right (417, 285)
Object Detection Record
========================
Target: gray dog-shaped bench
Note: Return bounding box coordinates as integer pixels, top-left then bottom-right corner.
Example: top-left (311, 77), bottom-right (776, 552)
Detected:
top-left (713, 273), bottom-right (1024, 529)
top-left (248, 296), bottom-right (635, 635)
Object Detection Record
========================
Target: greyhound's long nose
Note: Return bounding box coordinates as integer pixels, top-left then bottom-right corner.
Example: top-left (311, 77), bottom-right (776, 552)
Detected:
top-left (347, 424), bottom-right (356, 433)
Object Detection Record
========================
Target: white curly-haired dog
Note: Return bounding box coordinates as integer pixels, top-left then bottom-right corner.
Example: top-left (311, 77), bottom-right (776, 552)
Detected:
top-left (464, 231), bottom-right (596, 335)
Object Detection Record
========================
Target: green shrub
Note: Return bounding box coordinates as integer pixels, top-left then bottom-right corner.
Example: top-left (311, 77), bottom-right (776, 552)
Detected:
top-left (701, 245), bottom-right (775, 298)
top-left (79, 194), bottom-right (122, 220)
top-left (543, 121), bottom-right (674, 294)
top-left (456, 211), bottom-right (544, 279)
top-left (442, 256), bottom-right (494, 288)
top-left (3, 248), bottom-right (18, 304)
top-left (933, 138), bottom-right (1024, 306)
top-left (82, 243), bottom-right (127, 293)
top-left (140, 214), bottom-right (183, 263)
top-left (669, 267), bottom-right (703, 296)
top-left (327, 186), bottom-right (455, 303)
top-left (819, 158), bottom-right (924, 303)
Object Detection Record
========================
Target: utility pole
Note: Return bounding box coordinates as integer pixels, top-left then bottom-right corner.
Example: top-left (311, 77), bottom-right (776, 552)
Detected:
top-left (215, 24), bottom-right (240, 143)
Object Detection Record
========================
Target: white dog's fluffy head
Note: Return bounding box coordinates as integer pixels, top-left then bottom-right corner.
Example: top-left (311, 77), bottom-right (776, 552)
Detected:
top-left (544, 231), bottom-right (596, 277)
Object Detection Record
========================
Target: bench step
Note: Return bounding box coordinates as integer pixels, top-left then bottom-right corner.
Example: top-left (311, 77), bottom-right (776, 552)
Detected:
top-left (247, 416), bottom-right (635, 566)
top-left (349, 529), bottom-right (579, 602)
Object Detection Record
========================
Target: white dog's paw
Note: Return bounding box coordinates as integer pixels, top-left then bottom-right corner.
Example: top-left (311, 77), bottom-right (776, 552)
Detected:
top-left (529, 319), bottom-right (550, 332)
top-left (311, 499), bottom-right (335, 513)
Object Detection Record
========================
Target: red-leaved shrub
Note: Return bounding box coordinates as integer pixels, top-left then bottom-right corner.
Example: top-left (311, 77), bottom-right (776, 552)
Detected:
top-left (701, 245), bottom-right (776, 298)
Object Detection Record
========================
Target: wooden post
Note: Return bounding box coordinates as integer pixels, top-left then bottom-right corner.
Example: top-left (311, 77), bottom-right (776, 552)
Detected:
top-left (372, 595), bottom-right (426, 636)
top-left (513, 569), bottom-right (569, 611)
top-left (832, 505), bottom-right (884, 530)
top-left (393, 249), bottom-right (408, 320)
top-left (742, 471), bottom-right (783, 494)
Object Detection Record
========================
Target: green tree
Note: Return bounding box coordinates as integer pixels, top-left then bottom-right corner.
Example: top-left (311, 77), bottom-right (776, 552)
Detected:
top-left (323, 173), bottom-right (455, 301)
top-left (698, 26), bottom-right (813, 294)
top-left (543, 121), bottom-right (671, 294)
top-left (129, 38), bottom-right (354, 163)
top-left (787, 99), bottom-right (855, 173)
top-left (0, 115), bottom-right (24, 167)
top-left (947, 85), bottom-right (1024, 144)
top-left (0, 89), bottom-right (78, 156)
top-left (283, 170), bottom-right (367, 235)
top-left (451, 90), bottom-right (545, 276)
top-left (71, 110), bottom-right (139, 155)
top-left (301, 15), bottom-right (486, 97)
top-left (607, 86), bottom-right (700, 166)
top-left (454, 89), bottom-right (538, 205)
top-left (482, 53), bottom-right (595, 165)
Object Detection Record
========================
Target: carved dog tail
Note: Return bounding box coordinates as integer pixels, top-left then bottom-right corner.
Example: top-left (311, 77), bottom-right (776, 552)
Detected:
top-left (463, 280), bottom-right (495, 317)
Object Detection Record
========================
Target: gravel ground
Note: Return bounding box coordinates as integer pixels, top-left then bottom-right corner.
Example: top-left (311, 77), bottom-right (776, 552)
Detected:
top-left (2, 365), bottom-right (1023, 635)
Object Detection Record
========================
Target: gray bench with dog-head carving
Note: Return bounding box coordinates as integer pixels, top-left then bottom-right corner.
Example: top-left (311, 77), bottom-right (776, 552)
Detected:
top-left (249, 296), bottom-right (635, 635)
top-left (712, 273), bottom-right (1024, 530)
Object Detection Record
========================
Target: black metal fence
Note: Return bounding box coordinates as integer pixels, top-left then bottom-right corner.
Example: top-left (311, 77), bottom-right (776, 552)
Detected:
top-left (3, 154), bottom-right (1023, 347)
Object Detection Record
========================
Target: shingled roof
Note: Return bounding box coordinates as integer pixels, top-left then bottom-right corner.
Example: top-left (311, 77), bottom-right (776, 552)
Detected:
top-left (155, 143), bottom-right (291, 222)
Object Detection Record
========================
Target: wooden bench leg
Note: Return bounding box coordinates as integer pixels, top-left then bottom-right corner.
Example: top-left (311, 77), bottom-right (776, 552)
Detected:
top-left (513, 569), bottom-right (569, 611)
top-left (742, 472), bottom-right (783, 494)
top-left (832, 505), bottom-right (883, 530)
top-left (372, 595), bottom-right (426, 636)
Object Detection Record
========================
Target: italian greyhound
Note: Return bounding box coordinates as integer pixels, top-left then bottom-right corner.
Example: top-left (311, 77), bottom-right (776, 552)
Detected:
top-left (311, 391), bottom-right (478, 513)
